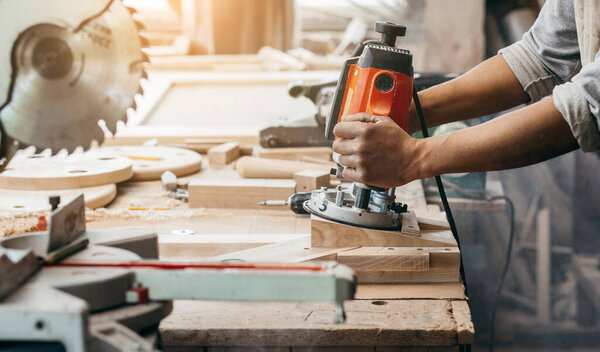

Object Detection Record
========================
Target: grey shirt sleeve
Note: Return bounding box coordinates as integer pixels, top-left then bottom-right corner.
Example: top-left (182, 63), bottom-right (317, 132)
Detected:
top-left (498, 0), bottom-right (600, 152)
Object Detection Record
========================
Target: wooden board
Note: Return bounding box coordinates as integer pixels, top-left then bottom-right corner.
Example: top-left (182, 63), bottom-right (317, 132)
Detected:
top-left (255, 147), bottom-right (332, 162)
top-left (188, 179), bottom-right (296, 209)
top-left (235, 156), bottom-right (333, 179)
top-left (355, 283), bottom-right (466, 300)
top-left (159, 234), bottom-right (307, 260)
top-left (0, 151), bottom-right (132, 190)
top-left (425, 179), bottom-right (506, 212)
top-left (337, 247), bottom-right (461, 284)
top-left (337, 247), bottom-right (431, 272)
top-left (159, 300), bottom-right (467, 348)
top-left (99, 146), bottom-right (202, 181)
top-left (0, 184), bottom-right (117, 212)
top-left (208, 236), bottom-right (356, 263)
top-left (310, 216), bottom-right (457, 248)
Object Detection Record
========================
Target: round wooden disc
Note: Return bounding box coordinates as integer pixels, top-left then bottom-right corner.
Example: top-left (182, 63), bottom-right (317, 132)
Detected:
top-left (0, 184), bottom-right (117, 212)
top-left (0, 152), bottom-right (133, 190)
top-left (99, 146), bottom-right (202, 181)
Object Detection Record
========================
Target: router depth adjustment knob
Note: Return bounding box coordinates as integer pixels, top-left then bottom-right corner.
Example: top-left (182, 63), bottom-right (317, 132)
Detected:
top-left (375, 21), bottom-right (407, 47)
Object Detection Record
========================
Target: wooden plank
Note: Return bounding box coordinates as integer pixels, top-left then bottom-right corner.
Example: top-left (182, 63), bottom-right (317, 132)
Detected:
top-left (536, 207), bottom-right (551, 324)
top-left (235, 156), bottom-right (332, 179)
top-left (255, 147), bottom-right (332, 162)
top-left (188, 179), bottom-right (296, 209)
top-left (310, 216), bottom-right (457, 248)
top-left (158, 234), bottom-right (306, 260)
top-left (355, 283), bottom-right (466, 300)
top-left (103, 125), bottom-right (260, 146)
top-left (376, 348), bottom-right (459, 352)
top-left (451, 301), bottom-right (475, 344)
top-left (293, 348), bottom-right (372, 352)
top-left (208, 142), bottom-right (241, 165)
top-left (339, 247), bottom-right (460, 284)
top-left (337, 247), bottom-right (430, 272)
top-left (294, 170), bottom-right (331, 192)
top-left (208, 236), bottom-right (356, 263)
top-left (425, 179), bottom-right (506, 213)
top-left (159, 300), bottom-right (459, 347)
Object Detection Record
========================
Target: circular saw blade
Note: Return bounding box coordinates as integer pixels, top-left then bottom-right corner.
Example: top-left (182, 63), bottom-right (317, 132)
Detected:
top-left (0, 0), bottom-right (146, 153)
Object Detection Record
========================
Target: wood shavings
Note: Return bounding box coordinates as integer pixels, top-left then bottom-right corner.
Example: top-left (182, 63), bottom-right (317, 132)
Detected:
top-left (0, 212), bottom-right (45, 238)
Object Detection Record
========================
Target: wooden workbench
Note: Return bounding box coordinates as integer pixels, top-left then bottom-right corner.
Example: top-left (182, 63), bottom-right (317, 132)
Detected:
top-left (80, 156), bottom-right (474, 351)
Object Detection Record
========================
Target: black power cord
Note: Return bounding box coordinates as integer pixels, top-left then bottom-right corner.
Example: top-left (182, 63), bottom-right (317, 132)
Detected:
top-left (412, 87), bottom-right (469, 296)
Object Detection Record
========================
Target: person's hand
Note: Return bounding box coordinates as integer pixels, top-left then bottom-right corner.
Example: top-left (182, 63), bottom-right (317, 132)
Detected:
top-left (332, 113), bottom-right (423, 188)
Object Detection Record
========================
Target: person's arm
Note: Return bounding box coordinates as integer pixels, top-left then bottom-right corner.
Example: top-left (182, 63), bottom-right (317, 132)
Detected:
top-left (408, 0), bottom-right (581, 134)
top-left (333, 98), bottom-right (578, 188)
top-left (407, 55), bottom-right (529, 133)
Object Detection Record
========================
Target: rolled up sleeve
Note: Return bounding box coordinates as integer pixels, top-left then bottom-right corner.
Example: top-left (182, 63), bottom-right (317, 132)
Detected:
top-left (554, 51), bottom-right (600, 152)
top-left (498, 0), bottom-right (581, 102)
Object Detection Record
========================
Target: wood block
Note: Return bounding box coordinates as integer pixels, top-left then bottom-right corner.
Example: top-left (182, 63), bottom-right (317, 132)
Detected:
top-left (208, 142), bottom-right (240, 165)
top-left (337, 247), bottom-right (430, 272)
top-left (255, 147), bottom-right (332, 162)
top-left (294, 170), bottom-right (331, 192)
top-left (310, 216), bottom-right (457, 248)
top-left (339, 247), bottom-right (460, 284)
top-left (188, 179), bottom-right (295, 209)
top-left (401, 211), bottom-right (420, 236)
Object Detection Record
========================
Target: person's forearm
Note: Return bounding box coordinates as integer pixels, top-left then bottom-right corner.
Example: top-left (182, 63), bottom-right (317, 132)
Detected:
top-left (408, 55), bottom-right (529, 133)
top-left (414, 98), bottom-right (578, 178)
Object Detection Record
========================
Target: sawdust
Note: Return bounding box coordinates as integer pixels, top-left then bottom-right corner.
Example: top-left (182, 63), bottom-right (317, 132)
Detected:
top-left (0, 212), bottom-right (44, 237)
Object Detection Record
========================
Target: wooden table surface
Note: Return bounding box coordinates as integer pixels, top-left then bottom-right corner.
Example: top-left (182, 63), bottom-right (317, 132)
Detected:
top-left (81, 156), bottom-right (474, 351)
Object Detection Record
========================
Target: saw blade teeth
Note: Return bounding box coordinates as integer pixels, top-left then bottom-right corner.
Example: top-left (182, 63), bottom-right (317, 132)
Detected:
top-left (141, 52), bottom-right (150, 63)
top-left (141, 69), bottom-right (149, 80)
top-left (139, 35), bottom-right (150, 49)
top-left (125, 5), bottom-right (138, 15)
top-left (134, 20), bottom-right (146, 31)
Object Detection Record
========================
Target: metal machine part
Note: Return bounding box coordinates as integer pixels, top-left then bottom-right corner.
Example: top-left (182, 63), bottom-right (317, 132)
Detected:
top-left (259, 80), bottom-right (336, 148)
top-left (304, 185), bottom-right (408, 231)
top-left (306, 21), bottom-right (414, 230)
top-left (0, 0), bottom-right (147, 170)
top-left (0, 195), bottom-right (356, 351)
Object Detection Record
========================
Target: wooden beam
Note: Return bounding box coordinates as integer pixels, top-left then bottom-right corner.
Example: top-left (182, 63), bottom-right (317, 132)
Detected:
top-left (355, 283), bottom-right (466, 300)
top-left (188, 179), bottom-right (296, 209)
top-left (310, 216), bottom-right (457, 248)
top-left (536, 207), bottom-right (552, 324)
top-left (337, 247), bottom-right (430, 273)
top-left (338, 247), bottom-right (460, 284)
top-left (255, 147), bottom-right (332, 162)
top-left (208, 142), bottom-right (241, 165)
top-left (235, 156), bottom-right (332, 179)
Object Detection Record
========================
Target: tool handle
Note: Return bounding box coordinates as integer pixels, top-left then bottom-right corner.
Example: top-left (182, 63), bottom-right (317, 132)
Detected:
top-left (326, 57), bottom-right (359, 140)
top-left (234, 156), bottom-right (332, 179)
